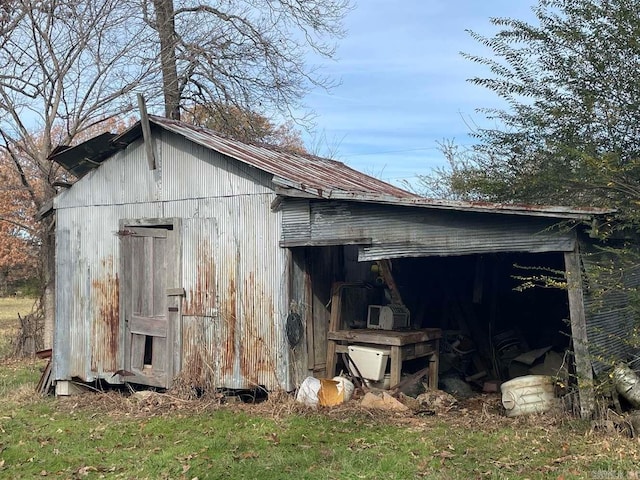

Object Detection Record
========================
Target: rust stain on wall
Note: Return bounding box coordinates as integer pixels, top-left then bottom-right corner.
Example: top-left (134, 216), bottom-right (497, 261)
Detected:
top-left (222, 249), bottom-right (238, 375)
top-left (183, 241), bottom-right (217, 316)
top-left (240, 271), bottom-right (277, 386)
top-left (180, 319), bottom-right (205, 386)
top-left (91, 257), bottom-right (120, 373)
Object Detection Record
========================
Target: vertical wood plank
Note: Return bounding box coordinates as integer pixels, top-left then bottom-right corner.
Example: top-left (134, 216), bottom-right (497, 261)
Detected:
top-left (153, 335), bottom-right (167, 372)
top-left (564, 248), bottom-right (595, 419)
top-left (428, 339), bottom-right (440, 390)
top-left (390, 345), bottom-right (402, 387)
top-left (142, 237), bottom-right (153, 316)
top-left (167, 223), bottom-right (182, 383)
top-left (152, 236), bottom-right (167, 317)
top-left (325, 282), bottom-right (344, 379)
top-left (120, 231), bottom-right (133, 373)
top-left (131, 334), bottom-right (145, 370)
top-left (137, 93), bottom-right (157, 170)
top-left (302, 250), bottom-right (315, 372)
top-left (311, 247), bottom-right (332, 370)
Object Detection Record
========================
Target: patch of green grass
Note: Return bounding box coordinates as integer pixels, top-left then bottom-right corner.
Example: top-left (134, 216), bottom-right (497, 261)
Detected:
top-left (0, 360), bottom-right (43, 397)
top-left (1, 384), bottom-right (639, 480)
top-left (2, 357), bottom-right (640, 479)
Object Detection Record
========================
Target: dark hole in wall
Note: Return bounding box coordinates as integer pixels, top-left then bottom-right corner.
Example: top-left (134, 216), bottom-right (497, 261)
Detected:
top-left (143, 335), bottom-right (153, 366)
top-left (392, 252), bottom-right (570, 350)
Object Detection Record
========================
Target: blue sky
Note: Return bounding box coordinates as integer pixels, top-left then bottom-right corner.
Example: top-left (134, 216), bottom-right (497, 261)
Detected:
top-left (303, 1), bottom-right (537, 187)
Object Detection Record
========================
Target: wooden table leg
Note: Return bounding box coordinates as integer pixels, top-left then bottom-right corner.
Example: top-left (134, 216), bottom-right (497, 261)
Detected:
top-left (390, 345), bottom-right (402, 387)
top-left (428, 339), bottom-right (440, 390)
top-left (326, 339), bottom-right (338, 378)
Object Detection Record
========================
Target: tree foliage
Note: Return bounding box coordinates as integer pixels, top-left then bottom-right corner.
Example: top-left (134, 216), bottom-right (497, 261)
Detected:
top-left (0, 152), bottom-right (40, 293)
top-left (184, 104), bottom-right (306, 152)
top-left (421, 0), bottom-right (640, 232)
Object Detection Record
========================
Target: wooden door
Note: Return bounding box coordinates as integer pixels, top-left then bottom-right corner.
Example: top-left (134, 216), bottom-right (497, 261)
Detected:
top-left (309, 246), bottom-right (343, 376)
top-left (121, 226), bottom-right (174, 388)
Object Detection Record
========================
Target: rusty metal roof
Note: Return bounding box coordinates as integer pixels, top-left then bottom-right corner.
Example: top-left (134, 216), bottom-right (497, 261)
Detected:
top-left (50, 115), bottom-right (615, 220)
top-left (142, 116), bottom-right (419, 200)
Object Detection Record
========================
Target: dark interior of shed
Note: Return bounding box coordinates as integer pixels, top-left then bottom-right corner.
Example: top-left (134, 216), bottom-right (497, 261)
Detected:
top-left (338, 250), bottom-right (571, 393)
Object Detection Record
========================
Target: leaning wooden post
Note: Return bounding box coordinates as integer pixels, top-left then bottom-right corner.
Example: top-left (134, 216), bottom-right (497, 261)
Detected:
top-left (564, 247), bottom-right (595, 419)
top-left (325, 282), bottom-right (344, 378)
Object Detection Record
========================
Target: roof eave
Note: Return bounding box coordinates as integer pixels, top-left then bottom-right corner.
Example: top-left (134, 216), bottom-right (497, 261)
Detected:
top-left (273, 177), bottom-right (614, 220)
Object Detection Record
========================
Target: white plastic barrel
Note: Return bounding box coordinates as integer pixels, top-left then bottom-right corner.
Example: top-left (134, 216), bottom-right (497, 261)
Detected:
top-left (500, 375), bottom-right (557, 417)
top-left (296, 377), bottom-right (321, 407)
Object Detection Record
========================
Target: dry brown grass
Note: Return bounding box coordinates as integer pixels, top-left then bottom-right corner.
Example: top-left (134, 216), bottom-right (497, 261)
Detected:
top-left (50, 381), bottom-right (564, 433)
top-left (0, 296), bottom-right (37, 356)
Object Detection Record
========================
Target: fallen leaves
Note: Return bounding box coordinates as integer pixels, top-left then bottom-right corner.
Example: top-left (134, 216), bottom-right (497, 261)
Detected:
top-left (232, 451), bottom-right (259, 461)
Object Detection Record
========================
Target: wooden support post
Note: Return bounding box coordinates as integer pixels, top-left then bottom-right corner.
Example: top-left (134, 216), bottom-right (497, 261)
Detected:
top-left (564, 248), bottom-right (595, 419)
top-left (390, 345), bottom-right (402, 387)
top-left (429, 338), bottom-right (440, 390)
top-left (325, 282), bottom-right (344, 378)
top-left (376, 259), bottom-right (403, 305)
top-left (137, 93), bottom-right (157, 171)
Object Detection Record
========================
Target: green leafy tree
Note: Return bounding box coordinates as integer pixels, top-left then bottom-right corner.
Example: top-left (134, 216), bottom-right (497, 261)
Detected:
top-left (419, 1), bottom-right (640, 381)
top-left (421, 0), bottom-right (640, 232)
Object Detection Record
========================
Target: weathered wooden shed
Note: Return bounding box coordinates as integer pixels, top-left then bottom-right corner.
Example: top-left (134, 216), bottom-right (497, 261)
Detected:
top-left (49, 115), bottom-right (633, 417)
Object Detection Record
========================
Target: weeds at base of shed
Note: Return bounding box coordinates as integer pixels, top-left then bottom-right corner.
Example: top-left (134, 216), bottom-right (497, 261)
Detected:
top-left (29, 371), bottom-right (604, 435)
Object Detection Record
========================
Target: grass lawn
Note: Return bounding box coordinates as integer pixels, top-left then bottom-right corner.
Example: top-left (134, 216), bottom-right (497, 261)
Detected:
top-left (0, 297), bottom-right (639, 479)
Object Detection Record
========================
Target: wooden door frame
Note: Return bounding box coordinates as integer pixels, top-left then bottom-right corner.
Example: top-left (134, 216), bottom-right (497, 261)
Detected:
top-left (119, 217), bottom-right (182, 388)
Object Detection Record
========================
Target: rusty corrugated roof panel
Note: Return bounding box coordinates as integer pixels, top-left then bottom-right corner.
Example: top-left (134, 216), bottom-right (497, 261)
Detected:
top-left (53, 115), bottom-right (614, 220)
top-left (144, 116), bottom-right (418, 200)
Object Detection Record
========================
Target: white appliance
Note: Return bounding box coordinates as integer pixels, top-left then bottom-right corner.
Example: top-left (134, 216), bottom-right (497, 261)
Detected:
top-left (347, 345), bottom-right (390, 381)
top-left (366, 304), bottom-right (410, 330)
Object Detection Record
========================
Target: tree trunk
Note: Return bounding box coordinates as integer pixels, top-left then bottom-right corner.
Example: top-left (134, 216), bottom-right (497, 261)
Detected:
top-left (42, 220), bottom-right (55, 350)
top-left (152, 0), bottom-right (181, 120)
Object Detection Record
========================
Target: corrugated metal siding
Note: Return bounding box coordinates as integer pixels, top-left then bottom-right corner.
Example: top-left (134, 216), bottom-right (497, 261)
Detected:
top-left (55, 129), bottom-right (273, 211)
top-left (161, 130), bottom-right (274, 202)
top-left (54, 203), bottom-right (162, 381)
top-left (280, 200), bottom-right (576, 259)
top-left (55, 139), bottom-right (161, 208)
top-left (281, 199), bottom-right (311, 240)
top-left (54, 129), bottom-right (293, 389)
top-left (582, 253), bottom-right (640, 375)
top-left (174, 195), bottom-right (290, 389)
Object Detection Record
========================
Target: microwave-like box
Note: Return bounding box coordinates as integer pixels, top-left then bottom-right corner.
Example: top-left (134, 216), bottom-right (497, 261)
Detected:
top-left (366, 304), bottom-right (410, 330)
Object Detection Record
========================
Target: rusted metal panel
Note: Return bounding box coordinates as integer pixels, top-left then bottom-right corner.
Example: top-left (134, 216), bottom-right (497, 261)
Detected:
top-left (143, 116), bottom-right (416, 200)
top-left (90, 258), bottom-right (119, 373)
top-left (279, 200), bottom-right (577, 259)
top-left (273, 177), bottom-right (613, 219)
top-left (176, 194), bottom-right (290, 389)
top-left (54, 203), bottom-right (163, 383)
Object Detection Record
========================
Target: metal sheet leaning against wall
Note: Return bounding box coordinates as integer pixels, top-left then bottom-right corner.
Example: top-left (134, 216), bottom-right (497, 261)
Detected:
top-left (168, 194), bottom-right (292, 391)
